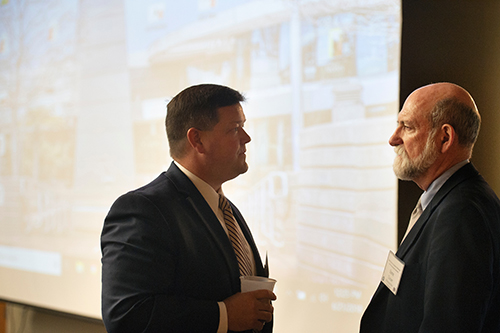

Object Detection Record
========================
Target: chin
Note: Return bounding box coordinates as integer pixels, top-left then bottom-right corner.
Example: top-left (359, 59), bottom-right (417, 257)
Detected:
top-left (393, 161), bottom-right (410, 181)
top-left (240, 163), bottom-right (249, 174)
top-left (227, 164), bottom-right (249, 181)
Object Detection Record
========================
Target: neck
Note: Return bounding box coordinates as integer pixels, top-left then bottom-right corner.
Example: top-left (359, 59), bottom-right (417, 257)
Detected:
top-left (174, 158), bottom-right (222, 191)
top-left (414, 156), bottom-right (468, 191)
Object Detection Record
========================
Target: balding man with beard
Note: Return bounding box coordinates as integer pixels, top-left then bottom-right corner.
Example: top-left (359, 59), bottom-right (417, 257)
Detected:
top-left (360, 82), bottom-right (500, 332)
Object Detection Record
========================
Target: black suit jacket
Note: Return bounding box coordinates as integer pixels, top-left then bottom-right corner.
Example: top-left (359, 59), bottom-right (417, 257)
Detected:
top-left (101, 162), bottom-right (271, 333)
top-left (360, 163), bottom-right (500, 332)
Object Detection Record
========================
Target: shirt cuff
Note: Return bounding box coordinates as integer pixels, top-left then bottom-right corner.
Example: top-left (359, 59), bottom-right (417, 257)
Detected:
top-left (217, 301), bottom-right (228, 333)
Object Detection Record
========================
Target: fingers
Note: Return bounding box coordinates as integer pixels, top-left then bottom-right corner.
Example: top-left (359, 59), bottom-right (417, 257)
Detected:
top-left (253, 296), bottom-right (273, 326)
top-left (257, 308), bottom-right (273, 323)
top-left (247, 290), bottom-right (275, 323)
top-left (257, 298), bottom-right (274, 312)
top-left (224, 291), bottom-right (275, 331)
top-left (250, 289), bottom-right (277, 301)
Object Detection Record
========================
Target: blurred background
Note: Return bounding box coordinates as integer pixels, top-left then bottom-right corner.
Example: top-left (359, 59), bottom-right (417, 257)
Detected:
top-left (4, 1), bottom-right (500, 332)
top-left (1, 0), bottom-right (402, 332)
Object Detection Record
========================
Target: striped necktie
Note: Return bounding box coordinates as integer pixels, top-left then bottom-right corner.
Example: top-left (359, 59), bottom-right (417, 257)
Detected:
top-left (218, 194), bottom-right (253, 276)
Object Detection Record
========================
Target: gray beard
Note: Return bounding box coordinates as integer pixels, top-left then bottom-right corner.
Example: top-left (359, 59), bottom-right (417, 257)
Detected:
top-left (392, 137), bottom-right (438, 181)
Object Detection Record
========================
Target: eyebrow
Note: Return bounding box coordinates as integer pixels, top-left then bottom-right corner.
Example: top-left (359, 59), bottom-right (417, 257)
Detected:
top-left (397, 118), bottom-right (414, 126)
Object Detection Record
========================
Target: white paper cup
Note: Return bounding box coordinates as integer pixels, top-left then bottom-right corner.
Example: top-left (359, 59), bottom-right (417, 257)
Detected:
top-left (240, 276), bottom-right (277, 292)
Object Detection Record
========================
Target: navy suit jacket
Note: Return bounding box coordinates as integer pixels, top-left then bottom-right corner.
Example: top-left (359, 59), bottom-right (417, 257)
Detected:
top-left (360, 163), bottom-right (500, 332)
top-left (101, 162), bottom-right (271, 333)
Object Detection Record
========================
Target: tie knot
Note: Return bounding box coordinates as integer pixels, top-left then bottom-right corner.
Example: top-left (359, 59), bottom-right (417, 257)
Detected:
top-left (414, 198), bottom-right (423, 214)
top-left (402, 197), bottom-right (424, 243)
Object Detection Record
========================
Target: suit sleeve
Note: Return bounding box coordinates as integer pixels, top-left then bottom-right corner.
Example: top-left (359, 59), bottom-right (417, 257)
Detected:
top-left (101, 192), bottom-right (220, 333)
top-left (419, 199), bottom-right (495, 332)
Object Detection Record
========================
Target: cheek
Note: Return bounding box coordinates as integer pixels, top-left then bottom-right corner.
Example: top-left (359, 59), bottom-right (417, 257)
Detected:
top-left (228, 137), bottom-right (242, 150)
top-left (404, 137), bottom-right (426, 159)
top-left (217, 140), bottom-right (240, 157)
top-left (407, 149), bottom-right (421, 161)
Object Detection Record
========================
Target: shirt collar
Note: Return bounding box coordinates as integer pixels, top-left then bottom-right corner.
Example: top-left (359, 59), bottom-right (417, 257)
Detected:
top-left (420, 159), bottom-right (469, 210)
top-left (174, 161), bottom-right (222, 216)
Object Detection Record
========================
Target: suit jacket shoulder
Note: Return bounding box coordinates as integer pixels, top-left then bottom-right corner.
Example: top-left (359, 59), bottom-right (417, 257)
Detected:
top-left (361, 163), bottom-right (500, 333)
top-left (102, 162), bottom-right (271, 333)
top-left (102, 163), bottom-right (235, 332)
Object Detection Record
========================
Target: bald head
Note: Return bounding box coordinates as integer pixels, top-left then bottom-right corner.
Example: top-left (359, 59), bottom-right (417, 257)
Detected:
top-left (411, 82), bottom-right (478, 115)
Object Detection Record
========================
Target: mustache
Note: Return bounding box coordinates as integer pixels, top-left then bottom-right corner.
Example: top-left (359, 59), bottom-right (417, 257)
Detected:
top-left (394, 145), bottom-right (407, 157)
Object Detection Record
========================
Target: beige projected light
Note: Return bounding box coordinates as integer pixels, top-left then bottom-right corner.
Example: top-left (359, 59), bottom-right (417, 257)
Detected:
top-left (0, 0), bottom-right (400, 331)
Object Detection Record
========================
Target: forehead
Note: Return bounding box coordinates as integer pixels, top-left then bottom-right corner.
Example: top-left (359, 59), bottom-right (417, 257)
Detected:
top-left (217, 103), bottom-right (245, 122)
top-left (398, 89), bottom-right (433, 127)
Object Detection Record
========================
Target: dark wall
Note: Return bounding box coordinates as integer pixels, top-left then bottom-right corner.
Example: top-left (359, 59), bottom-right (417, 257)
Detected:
top-left (398, 0), bottom-right (500, 243)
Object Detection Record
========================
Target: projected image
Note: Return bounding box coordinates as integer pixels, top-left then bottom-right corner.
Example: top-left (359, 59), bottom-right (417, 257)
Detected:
top-left (0, 0), bottom-right (400, 331)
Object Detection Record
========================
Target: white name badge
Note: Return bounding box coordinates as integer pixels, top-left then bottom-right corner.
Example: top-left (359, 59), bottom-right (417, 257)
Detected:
top-left (381, 251), bottom-right (405, 295)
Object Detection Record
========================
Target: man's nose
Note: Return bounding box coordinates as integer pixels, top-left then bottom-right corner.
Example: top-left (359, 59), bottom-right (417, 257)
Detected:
top-left (241, 128), bottom-right (251, 143)
top-left (388, 129), bottom-right (402, 147)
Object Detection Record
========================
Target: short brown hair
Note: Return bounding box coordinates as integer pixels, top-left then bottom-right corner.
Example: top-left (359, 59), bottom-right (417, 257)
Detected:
top-left (165, 84), bottom-right (245, 158)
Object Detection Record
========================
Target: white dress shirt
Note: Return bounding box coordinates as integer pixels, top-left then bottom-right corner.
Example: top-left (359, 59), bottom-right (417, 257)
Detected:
top-left (174, 161), bottom-right (256, 333)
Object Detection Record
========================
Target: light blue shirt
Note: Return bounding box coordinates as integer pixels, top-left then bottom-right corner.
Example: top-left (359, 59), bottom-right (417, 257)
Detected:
top-left (420, 160), bottom-right (470, 211)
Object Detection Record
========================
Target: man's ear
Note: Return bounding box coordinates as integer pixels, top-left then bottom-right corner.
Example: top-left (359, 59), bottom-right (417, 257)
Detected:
top-left (439, 124), bottom-right (456, 153)
top-left (186, 128), bottom-right (206, 154)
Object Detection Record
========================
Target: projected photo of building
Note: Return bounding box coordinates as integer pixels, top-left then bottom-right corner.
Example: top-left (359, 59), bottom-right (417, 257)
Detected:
top-left (0, 0), bottom-right (400, 331)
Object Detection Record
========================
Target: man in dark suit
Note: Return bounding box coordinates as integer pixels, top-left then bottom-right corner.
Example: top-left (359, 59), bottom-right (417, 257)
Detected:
top-left (101, 84), bottom-right (276, 333)
top-left (360, 82), bottom-right (500, 332)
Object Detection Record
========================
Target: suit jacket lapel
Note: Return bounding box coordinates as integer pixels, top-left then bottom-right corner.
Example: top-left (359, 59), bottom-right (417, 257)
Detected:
top-left (397, 163), bottom-right (479, 258)
top-left (166, 162), bottom-right (267, 279)
top-left (165, 163), bottom-right (240, 280)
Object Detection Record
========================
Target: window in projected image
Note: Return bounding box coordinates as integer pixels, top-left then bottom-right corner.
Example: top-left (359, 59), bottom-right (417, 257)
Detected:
top-left (0, 0), bottom-right (400, 331)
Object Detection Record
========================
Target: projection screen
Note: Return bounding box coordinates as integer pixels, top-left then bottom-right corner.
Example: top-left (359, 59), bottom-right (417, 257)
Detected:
top-left (0, 0), bottom-right (401, 331)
